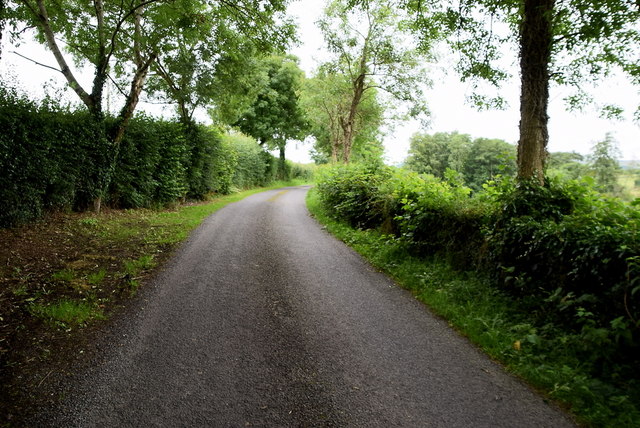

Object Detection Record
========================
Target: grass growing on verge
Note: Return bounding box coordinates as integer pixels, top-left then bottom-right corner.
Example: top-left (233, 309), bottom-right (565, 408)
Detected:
top-left (306, 187), bottom-right (640, 428)
top-left (29, 299), bottom-right (105, 328)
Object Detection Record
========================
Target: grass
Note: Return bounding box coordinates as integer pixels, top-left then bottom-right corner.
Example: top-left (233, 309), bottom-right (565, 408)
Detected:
top-left (618, 170), bottom-right (640, 200)
top-left (306, 187), bottom-right (640, 428)
top-left (29, 299), bottom-right (105, 328)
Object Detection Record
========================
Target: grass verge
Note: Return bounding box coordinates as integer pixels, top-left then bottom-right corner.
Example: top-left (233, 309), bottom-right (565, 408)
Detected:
top-left (0, 180), bottom-right (308, 425)
top-left (306, 187), bottom-right (639, 428)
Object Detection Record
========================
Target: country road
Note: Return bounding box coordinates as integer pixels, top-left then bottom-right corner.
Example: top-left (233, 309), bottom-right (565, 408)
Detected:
top-left (40, 186), bottom-right (576, 427)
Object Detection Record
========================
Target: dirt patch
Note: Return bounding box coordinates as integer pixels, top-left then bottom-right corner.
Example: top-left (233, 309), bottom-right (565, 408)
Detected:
top-left (0, 209), bottom-right (178, 425)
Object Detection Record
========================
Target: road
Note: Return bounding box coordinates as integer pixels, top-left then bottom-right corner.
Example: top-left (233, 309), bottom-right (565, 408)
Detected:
top-left (43, 186), bottom-right (575, 427)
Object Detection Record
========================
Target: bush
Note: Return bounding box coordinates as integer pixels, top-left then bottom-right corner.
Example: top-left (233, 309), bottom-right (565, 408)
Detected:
top-left (315, 163), bottom-right (639, 373)
top-left (316, 163), bottom-right (392, 229)
top-left (386, 169), bottom-right (488, 266)
top-left (0, 86), bottom-right (108, 226)
top-left (487, 179), bottom-right (639, 339)
top-left (0, 86), bottom-right (287, 224)
top-left (224, 133), bottom-right (271, 190)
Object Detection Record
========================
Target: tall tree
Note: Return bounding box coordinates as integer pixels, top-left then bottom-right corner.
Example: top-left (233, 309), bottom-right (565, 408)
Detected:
top-left (589, 133), bottom-right (622, 194)
top-left (301, 68), bottom-right (384, 163)
top-left (319, 0), bottom-right (429, 163)
top-left (463, 137), bottom-right (516, 191)
top-left (7, 0), bottom-right (176, 138)
top-left (395, 0), bottom-right (640, 183)
top-left (145, 1), bottom-right (294, 125)
top-left (7, 0), bottom-right (294, 208)
top-left (234, 55), bottom-right (309, 179)
top-left (405, 131), bottom-right (471, 178)
top-left (405, 131), bottom-right (515, 189)
top-left (0, 0), bottom-right (5, 60)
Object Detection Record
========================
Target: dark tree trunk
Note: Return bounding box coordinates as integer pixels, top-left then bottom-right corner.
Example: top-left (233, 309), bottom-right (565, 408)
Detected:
top-left (278, 143), bottom-right (287, 180)
top-left (517, 0), bottom-right (555, 183)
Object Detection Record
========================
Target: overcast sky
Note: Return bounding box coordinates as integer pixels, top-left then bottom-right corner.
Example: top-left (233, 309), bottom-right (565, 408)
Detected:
top-left (2, 1), bottom-right (638, 164)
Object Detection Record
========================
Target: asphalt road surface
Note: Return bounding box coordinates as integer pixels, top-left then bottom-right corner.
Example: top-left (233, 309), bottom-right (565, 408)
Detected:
top-left (43, 186), bottom-right (576, 427)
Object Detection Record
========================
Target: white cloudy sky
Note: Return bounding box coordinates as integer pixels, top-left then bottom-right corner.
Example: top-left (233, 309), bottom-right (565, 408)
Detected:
top-left (2, 0), bottom-right (638, 164)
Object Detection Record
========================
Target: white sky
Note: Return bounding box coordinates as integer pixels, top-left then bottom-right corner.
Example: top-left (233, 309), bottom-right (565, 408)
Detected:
top-left (2, 0), bottom-right (639, 164)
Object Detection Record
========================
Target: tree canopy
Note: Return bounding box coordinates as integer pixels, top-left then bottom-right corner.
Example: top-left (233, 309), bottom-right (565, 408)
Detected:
top-left (405, 131), bottom-right (516, 190)
top-left (233, 55), bottom-right (309, 177)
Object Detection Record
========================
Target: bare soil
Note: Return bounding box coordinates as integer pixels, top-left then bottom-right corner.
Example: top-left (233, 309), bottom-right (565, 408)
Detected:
top-left (0, 209), bottom-right (175, 426)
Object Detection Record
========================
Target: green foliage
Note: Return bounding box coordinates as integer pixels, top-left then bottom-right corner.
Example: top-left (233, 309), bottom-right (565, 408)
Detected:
top-left (315, 0), bottom-right (430, 162)
top-left (405, 131), bottom-right (516, 191)
top-left (316, 163), bottom-right (392, 229)
top-left (301, 70), bottom-right (385, 164)
top-left (233, 55), bottom-right (310, 176)
top-left (547, 151), bottom-right (589, 180)
top-left (223, 133), bottom-right (275, 189)
top-left (0, 85), bottom-right (287, 226)
top-left (588, 133), bottom-right (622, 194)
top-left (386, 169), bottom-right (485, 266)
top-left (0, 84), bottom-right (108, 226)
top-left (146, 0), bottom-right (295, 125)
top-left (405, 131), bottom-right (472, 178)
top-left (316, 163), bottom-right (640, 395)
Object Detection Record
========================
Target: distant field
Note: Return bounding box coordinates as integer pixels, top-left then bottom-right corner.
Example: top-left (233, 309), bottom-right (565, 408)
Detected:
top-left (618, 169), bottom-right (640, 200)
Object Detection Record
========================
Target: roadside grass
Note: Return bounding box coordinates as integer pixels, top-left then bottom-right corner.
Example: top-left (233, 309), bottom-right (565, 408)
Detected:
top-left (29, 299), bottom-right (105, 329)
top-left (306, 187), bottom-right (640, 428)
top-left (617, 170), bottom-right (640, 200)
top-left (0, 180), bottom-right (310, 423)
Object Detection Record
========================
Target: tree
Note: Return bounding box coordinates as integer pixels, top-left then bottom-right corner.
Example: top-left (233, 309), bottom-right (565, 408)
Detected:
top-left (233, 55), bottom-right (309, 179)
top-left (396, 0), bottom-right (640, 183)
top-left (462, 138), bottom-right (516, 191)
top-left (7, 0), bottom-right (294, 208)
top-left (588, 133), bottom-right (621, 194)
top-left (318, 0), bottom-right (430, 163)
top-left (547, 151), bottom-right (588, 180)
top-left (405, 132), bottom-right (471, 178)
top-left (405, 131), bottom-right (515, 190)
top-left (0, 0), bottom-right (5, 59)
top-left (145, 1), bottom-right (294, 125)
top-left (301, 68), bottom-right (384, 163)
top-left (9, 0), bottom-right (173, 133)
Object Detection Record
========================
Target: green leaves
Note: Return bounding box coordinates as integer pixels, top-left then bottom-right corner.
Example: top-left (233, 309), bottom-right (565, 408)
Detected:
top-left (233, 55), bottom-right (310, 173)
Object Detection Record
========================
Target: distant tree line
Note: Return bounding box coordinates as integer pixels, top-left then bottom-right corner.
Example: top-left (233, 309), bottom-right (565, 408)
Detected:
top-left (404, 132), bottom-right (516, 191)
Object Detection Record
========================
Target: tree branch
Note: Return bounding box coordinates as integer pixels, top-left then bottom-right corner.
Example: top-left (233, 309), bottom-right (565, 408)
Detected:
top-left (32, 0), bottom-right (93, 109)
top-left (11, 50), bottom-right (62, 74)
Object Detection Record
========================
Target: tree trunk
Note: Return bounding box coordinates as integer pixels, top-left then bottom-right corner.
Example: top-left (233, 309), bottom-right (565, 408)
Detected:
top-left (341, 73), bottom-right (365, 163)
top-left (35, 0), bottom-right (95, 111)
top-left (330, 143), bottom-right (339, 163)
top-left (278, 143), bottom-right (287, 180)
top-left (517, 0), bottom-right (555, 183)
top-left (0, 0), bottom-right (5, 60)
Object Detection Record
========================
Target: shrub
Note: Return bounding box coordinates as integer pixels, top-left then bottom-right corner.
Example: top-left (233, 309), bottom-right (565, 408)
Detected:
top-left (0, 86), bottom-right (108, 226)
top-left (224, 133), bottom-right (270, 190)
top-left (316, 163), bottom-right (392, 229)
top-left (315, 163), bottom-right (639, 372)
top-left (386, 169), bottom-right (488, 266)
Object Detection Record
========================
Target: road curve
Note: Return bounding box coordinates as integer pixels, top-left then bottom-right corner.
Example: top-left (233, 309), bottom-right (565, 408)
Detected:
top-left (42, 186), bottom-right (575, 427)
